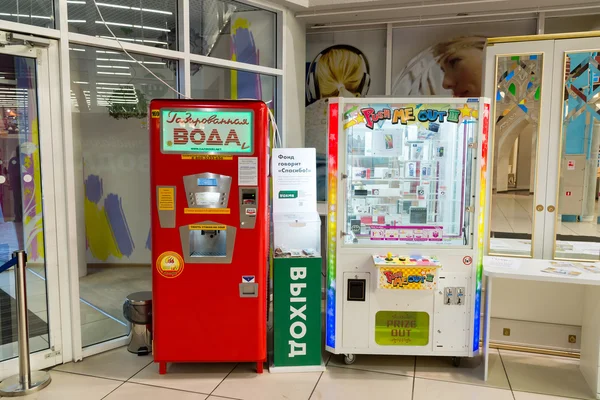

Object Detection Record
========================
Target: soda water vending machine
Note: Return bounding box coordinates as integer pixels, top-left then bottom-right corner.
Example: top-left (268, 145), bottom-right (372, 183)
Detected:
top-left (149, 100), bottom-right (270, 374)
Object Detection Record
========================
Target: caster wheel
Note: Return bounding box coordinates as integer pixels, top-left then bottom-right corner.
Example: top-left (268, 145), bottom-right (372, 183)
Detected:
top-left (452, 357), bottom-right (462, 368)
top-left (344, 354), bottom-right (356, 365)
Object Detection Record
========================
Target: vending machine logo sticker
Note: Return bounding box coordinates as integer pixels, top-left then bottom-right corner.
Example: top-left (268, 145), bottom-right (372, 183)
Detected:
top-left (156, 251), bottom-right (184, 278)
top-left (378, 267), bottom-right (436, 290)
top-left (161, 109), bottom-right (253, 154)
top-left (375, 311), bottom-right (430, 346)
top-left (245, 208), bottom-right (256, 216)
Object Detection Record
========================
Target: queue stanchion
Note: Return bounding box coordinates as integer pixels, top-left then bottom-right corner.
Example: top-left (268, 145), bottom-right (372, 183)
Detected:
top-left (0, 251), bottom-right (51, 397)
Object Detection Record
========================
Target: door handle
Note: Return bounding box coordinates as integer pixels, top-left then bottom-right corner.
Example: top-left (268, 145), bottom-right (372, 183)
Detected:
top-left (536, 205), bottom-right (544, 212)
top-left (547, 205), bottom-right (556, 213)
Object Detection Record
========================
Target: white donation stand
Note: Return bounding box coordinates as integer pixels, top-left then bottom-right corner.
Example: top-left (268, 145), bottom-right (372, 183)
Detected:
top-left (483, 256), bottom-right (600, 399)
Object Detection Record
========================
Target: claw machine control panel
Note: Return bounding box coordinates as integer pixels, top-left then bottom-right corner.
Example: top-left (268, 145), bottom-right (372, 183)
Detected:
top-left (149, 100), bottom-right (270, 374)
top-left (325, 97), bottom-right (490, 363)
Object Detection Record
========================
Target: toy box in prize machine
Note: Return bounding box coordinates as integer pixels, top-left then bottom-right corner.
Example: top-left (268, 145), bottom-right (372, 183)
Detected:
top-left (325, 97), bottom-right (491, 365)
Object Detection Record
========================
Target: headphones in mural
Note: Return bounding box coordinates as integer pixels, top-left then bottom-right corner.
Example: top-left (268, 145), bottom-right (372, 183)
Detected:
top-left (306, 44), bottom-right (371, 105)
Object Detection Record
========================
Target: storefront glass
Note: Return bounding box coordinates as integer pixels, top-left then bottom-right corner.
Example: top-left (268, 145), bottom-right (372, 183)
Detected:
top-left (69, 45), bottom-right (176, 347)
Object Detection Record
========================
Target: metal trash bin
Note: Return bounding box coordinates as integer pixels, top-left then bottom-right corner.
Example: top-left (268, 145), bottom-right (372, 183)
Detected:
top-left (123, 291), bottom-right (152, 356)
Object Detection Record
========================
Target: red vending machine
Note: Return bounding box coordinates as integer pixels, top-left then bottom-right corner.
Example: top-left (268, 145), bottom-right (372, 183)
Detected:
top-left (149, 99), bottom-right (269, 374)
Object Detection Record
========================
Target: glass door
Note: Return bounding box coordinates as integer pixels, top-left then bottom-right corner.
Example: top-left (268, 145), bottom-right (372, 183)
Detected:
top-left (546, 37), bottom-right (600, 261)
top-left (0, 40), bottom-right (63, 378)
top-left (484, 40), bottom-right (556, 258)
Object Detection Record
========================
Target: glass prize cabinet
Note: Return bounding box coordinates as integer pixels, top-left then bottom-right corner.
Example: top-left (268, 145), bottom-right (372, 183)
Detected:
top-left (325, 97), bottom-right (491, 364)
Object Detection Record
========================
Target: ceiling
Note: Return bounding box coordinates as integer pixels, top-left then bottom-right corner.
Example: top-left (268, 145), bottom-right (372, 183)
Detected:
top-left (271, 0), bottom-right (600, 30)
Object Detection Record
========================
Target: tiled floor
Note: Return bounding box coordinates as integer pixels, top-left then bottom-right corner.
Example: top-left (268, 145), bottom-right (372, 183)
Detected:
top-left (11, 347), bottom-right (593, 400)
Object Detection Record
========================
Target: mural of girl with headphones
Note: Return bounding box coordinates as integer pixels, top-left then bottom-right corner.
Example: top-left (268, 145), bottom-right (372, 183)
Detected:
top-left (305, 45), bottom-right (372, 202)
top-left (392, 35), bottom-right (486, 97)
top-left (306, 44), bottom-right (371, 106)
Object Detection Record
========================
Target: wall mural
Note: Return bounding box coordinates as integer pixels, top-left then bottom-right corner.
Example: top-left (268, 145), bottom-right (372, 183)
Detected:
top-left (84, 174), bottom-right (134, 262)
top-left (230, 17), bottom-right (262, 100)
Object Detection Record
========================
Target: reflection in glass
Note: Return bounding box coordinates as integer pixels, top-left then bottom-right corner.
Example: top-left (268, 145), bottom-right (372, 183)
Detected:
top-left (489, 54), bottom-right (543, 256)
top-left (0, 0), bottom-right (54, 28)
top-left (0, 54), bottom-right (49, 360)
top-left (67, 0), bottom-right (177, 50)
top-left (555, 51), bottom-right (600, 261)
top-left (70, 46), bottom-right (176, 347)
top-left (189, 0), bottom-right (276, 68)
top-left (190, 63), bottom-right (276, 115)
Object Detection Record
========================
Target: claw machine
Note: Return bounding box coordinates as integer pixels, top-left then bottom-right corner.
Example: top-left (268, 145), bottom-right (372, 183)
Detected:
top-left (325, 97), bottom-right (491, 365)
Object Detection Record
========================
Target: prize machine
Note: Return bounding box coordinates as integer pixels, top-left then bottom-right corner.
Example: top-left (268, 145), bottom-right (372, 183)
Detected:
top-left (325, 97), bottom-right (491, 365)
top-left (149, 100), bottom-right (270, 374)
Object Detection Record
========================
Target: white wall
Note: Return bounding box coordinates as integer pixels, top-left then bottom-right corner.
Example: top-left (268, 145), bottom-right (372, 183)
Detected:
top-left (545, 14), bottom-right (600, 33)
top-left (283, 9), bottom-right (306, 148)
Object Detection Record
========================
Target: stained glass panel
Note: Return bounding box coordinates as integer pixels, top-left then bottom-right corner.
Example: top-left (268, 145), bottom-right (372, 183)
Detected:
top-left (489, 54), bottom-right (543, 256)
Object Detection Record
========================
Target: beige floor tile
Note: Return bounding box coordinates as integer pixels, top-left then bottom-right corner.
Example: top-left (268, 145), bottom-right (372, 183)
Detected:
top-left (513, 392), bottom-right (582, 400)
top-left (130, 362), bottom-right (236, 395)
top-left (104, 382), bottom-right (208, 399)
top-left (80, 302), bottom-right (113, 325)
top-left (413, 377), bottom-right (513, 400)
top-left (310, 366), bottom-right (412, 400)
top-left (501, 350), bottom-right (595, 400)
top-left (25, 293), bottom-right (48, 314)
top-left (327, 353), bottom-right (415, 377)
top-left (213, 363), bottom-right (320, 400)
top-left (81, 317), bottom-right (129, 348)
top-left (415, 349), bottom-right (510, 389)
top-left (54, 347), bottom-right (152, 381)
top-left (79, 266), bottom-right (150, 323)
top-left (206, 397), bottom-right (242, 400)
top-left (17, 370), bottom-right (121, 400)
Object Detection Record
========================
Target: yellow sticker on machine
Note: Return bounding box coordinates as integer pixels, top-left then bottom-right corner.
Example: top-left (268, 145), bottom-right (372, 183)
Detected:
top-left (158, 187), bottom-right (175, 211)
top-left (378, 267), bottom-right (437, 290)
top-left (189, 224), bottom-right (226, 230)
top-left (151, 109), bottom-right (160, 118)
top-left (181, 155), bottom-right (233, 161)
top-left (184, 208), bottom-right (230, 215)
